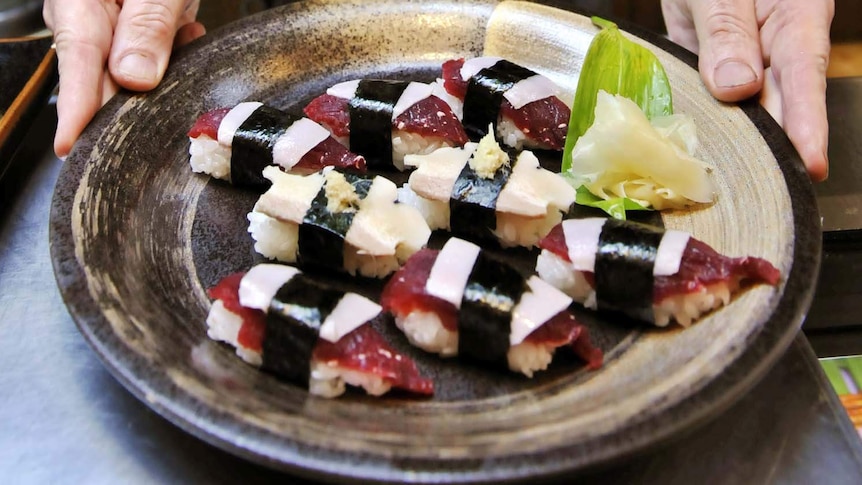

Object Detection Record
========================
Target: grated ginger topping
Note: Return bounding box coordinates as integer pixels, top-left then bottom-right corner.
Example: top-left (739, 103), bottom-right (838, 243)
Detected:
top-left (324, 170), bottom-right (359, 213)
top-left (469, 131), bottom-right (509, 179)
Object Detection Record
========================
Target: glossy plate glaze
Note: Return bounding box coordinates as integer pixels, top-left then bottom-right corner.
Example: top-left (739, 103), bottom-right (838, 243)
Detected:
top-left (49, 1), bottom-right (820, 483)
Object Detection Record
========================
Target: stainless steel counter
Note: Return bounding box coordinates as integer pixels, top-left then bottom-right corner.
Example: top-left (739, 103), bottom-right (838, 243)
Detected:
top-left (1, 95), bottom-right (862, 482)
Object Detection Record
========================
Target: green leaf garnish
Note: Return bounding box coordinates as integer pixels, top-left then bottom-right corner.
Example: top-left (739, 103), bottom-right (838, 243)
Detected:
top-left (562, 16), bottom-right (674, 172)
top-left (574, 185), bottom-right (649, 220)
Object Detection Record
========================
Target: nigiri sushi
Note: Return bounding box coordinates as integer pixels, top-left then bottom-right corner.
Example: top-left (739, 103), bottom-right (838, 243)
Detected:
top-left (399, 133), bottom-right (575, 248)
top-left (188, 102), bottom-right (366, 188)
top-left (381, 237), bottom-right (603, 377)
top-left (248, 165), bottom-right (431, 278)
top-left (303, 79), bottom-right (469, 170)
top-left (441, 57), bottom-right (570, 150)
top-left (206, 264), bottom-right (434, 398)
top-left (535, 218), bottom-right (781, 326)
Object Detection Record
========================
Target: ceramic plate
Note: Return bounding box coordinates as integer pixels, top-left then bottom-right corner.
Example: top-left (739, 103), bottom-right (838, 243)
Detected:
top-left (49, 1), bottom-right (820, 482)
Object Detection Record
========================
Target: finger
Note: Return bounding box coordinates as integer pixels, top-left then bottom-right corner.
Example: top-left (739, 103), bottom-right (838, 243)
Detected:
top-left (108, 0), bottom-right (190, 91)
top-left (174, 21), bottom-right (206, 49)
top-left (689, 0), bottom-right (764, 102)
top-left (758, 1), bottom-right (833, 181)
top-left (758, 66), bottom-right (782, 126)
top-left (661, 0), bottom-right (699, 53)
top-left (44, 0), bottom-right (118, 157)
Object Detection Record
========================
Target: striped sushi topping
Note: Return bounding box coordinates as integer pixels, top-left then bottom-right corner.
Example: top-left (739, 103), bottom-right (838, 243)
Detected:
top-left (425, 238), bottom-right (572, 365)
top-left (560, 218), bottom-right (690, 322)
top-left (238, 264), bottom-right (382, 385)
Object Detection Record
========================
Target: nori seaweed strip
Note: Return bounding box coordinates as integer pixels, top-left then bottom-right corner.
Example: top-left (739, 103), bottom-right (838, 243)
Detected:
top-left (232, 105), bottom-right (301, 187)
top-left (298, 172), bottom-right (374, 271)
top-left (462, 60), bottom-right (536, 140)
top-left (449, 148), bottom-right (517, 241)
top-left (348, 80), bottom-right (408, 170)
top-left (262, 274), bottom-right (343, 385)
top-left (594, 219), bottom-right (662, 322)
top-left (458, 251), bottom-right (527, 366)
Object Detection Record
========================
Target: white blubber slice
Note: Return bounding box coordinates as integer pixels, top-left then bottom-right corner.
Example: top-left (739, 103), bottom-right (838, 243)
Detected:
top-left (503, 74), bottom-right (565, 109)
top-left (392, 82), bottom-right (434, 119)
top-left (654, 230), bottom-right (690, 276)
top-left (326, 80), bottom-right (361, 99)
top-left (509, 276), bottom-right (572, 346)
top-left (238, 264), bottom-right (301, 311)
top-left (272, 118), bottom-right (331, 170)
top-left (460, 57), bottom-right (502, 81)
top-left (562, 218), bottom-right (607, 272)
top-left (217, 102), bottom-right (263, 146)
top-left (319, 293), bottom-right (382, 343)
top-left (425, 237), bottom-right (481, 308)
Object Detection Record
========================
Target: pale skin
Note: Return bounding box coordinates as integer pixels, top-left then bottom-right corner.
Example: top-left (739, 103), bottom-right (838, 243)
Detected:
top-left (45, 0), bottom-right (834, 181)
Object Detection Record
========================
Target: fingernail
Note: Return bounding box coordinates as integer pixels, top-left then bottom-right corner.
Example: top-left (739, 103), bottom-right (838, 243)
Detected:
top-left (117, 53), bottom-right (157, 84)
top-left (714, 59), bottom-right (757, 88)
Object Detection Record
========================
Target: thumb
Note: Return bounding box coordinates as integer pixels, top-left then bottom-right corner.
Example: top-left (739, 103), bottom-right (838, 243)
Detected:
top-left (691, 0), bottom-right (764, 102)
top-left (108, 0), bottom-right (190, 91)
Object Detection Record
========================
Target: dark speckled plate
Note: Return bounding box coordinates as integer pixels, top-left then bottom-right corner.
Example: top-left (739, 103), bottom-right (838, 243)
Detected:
top-left (49, 1), bottom-right (820, 483)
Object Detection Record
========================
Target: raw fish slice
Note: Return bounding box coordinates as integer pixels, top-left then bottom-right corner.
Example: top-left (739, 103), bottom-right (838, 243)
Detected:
top-left (207, 269), bottom-right (434, 398)
top-left (303, 93), bottom-right (468, 145)
top-left (536, 219), bottom-right (781, 326)
top-left (441, 58), bottom-right (570, 150)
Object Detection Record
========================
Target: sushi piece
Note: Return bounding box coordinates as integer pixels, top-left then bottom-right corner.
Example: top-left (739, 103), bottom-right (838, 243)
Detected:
top-left (535, 218), bottom-right (782, 326)
top-left (303, 79), bottom-right (469, 170)
top-left (206, 264), bottom-right (434, 398)
top-left (399, 133), bottom-right (575, 248)
top-left (441, 57), bottom-right (570, 150)
top-left (380, 237), bottom-right (603, 377)
top-left (188, 102), bottom-right (366, 188)
top-left (248, 165), bottom-right (431, 278)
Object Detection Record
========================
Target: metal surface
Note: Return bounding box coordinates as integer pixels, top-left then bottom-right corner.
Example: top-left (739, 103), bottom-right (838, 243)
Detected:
top-left (0, 0), bottom-right (43, 38)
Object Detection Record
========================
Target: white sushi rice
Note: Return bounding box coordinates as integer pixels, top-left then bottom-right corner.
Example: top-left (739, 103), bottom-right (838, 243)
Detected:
top-left (309, 361), bottom-right (392, 398)
top-left (247, 212), bottom-right (299, 263)
top-left (189, 135), bottom-right (231, 181)
top-left (535, 249), bottom-right (734, 327)
top-left (394, 311), bottom-right (459, 357)
top-left (391, 130), bottom-right (453, 171)
top-left (496, 117), bottom-right (529, 150)
top-left (507, 342), bottom-right (555, 378)
top-left (494, 209), bottom-right (564, 249)
top-left (392, 310), bottom-right (556, 377)
top-left (396, 184), bottom-right (450, 231)
top-left (206, 300), bottom-right (263, 366)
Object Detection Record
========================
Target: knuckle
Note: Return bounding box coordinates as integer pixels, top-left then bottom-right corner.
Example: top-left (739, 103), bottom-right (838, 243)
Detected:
top-left (126, 1), bottom-right (179, 40)
top-left (703, 9), bottom-right (754, 44)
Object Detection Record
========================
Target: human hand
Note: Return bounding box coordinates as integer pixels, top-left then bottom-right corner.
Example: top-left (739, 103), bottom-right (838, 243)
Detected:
top-left (661, 0), bottom-right (834, 181)
top-left (43, 0), bottom-right (206, 158)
